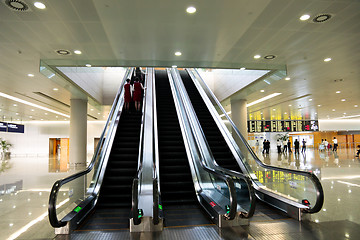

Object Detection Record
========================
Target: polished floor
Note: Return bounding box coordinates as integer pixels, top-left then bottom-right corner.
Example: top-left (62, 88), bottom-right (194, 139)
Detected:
top-left (0, 148), bottom-right (359, 239)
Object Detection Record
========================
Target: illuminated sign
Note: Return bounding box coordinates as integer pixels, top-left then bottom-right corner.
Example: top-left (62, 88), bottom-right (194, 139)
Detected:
top-left (0, 122), bottom-right (24, 133)
top-left (248, 120), bottom-right (318, 132)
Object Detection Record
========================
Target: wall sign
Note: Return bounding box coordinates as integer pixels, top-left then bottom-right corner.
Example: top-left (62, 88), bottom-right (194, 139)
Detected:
top-left (248, 120), bottom-right (318, 132)
top-left (0, 122), bottom-right (25, 133)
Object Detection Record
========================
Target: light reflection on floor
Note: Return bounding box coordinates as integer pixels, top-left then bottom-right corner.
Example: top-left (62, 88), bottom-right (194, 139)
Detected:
top-left (0, 148), bottom-right (359, 239)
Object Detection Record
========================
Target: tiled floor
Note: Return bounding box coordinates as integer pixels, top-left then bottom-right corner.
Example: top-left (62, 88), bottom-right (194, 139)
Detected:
top-left (1, 148), bottom-right (360, 239)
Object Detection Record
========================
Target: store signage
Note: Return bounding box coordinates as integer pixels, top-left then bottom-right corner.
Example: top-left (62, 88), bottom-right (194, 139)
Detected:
top-left (0, 122), bottom-right (24, 133)
top-left (248, 120), bottom-right (319, 133)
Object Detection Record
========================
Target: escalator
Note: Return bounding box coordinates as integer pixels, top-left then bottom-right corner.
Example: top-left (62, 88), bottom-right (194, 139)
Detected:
top-left (179, 69), bottom-right (324, 220)
top-left (155, 70), bottom-right (212, 227)
top-left (179, 70), bottom-right (241, 173)
top-left (77, 111), bottom-right (142, 231)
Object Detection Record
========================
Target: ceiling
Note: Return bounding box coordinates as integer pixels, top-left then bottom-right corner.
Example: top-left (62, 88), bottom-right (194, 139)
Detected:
top-left (0, 0), bottom-right (359, 122)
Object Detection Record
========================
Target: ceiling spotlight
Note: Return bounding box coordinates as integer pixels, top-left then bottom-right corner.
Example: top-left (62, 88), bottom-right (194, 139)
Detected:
top-left (355, 105), bottom-right (358, 107)
top-left (313, 14), bottom-right (332, 23)
top-left (260, 90), bottom-right (265, 92)
top-left (90, 109), bottom-right (94, 111)
top-left (254, 55), bottom-right (261, 59)
top-left (74, 50), bottom-right (82, 55)
top-left (186, 6), bottom-right (196, 14)
top-left (318, 105), bottom-right (321, 107)
top-left (332, 109), bottom-right (336, 111)
top-left (31, 109), bottom-right (34, 111)
top-left (34, 2), bottom-right (46, 9)
top-left (175, 52), bottom-right (182, 56)
top-left (324, 58), bottom-right (332, 62)
top-left (172, 65), bottom-right (177, 68)
top-left (240, 67), bottom-right (246, 70)
top-left (85, 64), bottom-right (91, 67)
top-left (15, 113), bottom-right (19, 115)
top-left (45, 113), bottom-right (48, 115)
top-left (29, 116), bottom-right (32, 118)
top-left (309, 99), bottom-right (313, 101)
top-left (13, 104), bottom-right (17, 106)
top-left (336, 91), bottom-right (341, 93)
top-left (28, 74), bottom-right (34, 77)
top-left (300, 14), bottom-right (311, 21)
top-left (341, 99), bottom-right (346, 101)
top-left (285, 77), bottom-right (290, 80)
top-left (53, 88), bottom-right (58, 91)
top-left (56, 49), bottom-right (71, 55)
top-left (289, 104), bottom-right (292, 106)
top-left (264, 55), bottom-right (276, 60)
top-left (5, 0), bottom-right (29, 11)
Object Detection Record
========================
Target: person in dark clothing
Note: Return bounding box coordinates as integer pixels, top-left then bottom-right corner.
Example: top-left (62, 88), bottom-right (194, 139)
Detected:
top-left (266, 140), bottom-right (270, 154)
top-left (301, 139), bottom-right (306, 154)
top-left (262, 140), bottom-right (266, 154)
top-left (276, 140), bottom-right (282, 154)
top-left (294, 139), bottom-right (300, 154)
top-left (356, 145), bottom-right (360, 157)
top-left (287, 140), bottom-right (292, 153)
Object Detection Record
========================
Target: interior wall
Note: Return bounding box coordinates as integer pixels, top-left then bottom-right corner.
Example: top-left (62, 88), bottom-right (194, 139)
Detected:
top-left (319, 120), bottom-right (360, 131)
top-left (0, 121), bottom-right (105, 157)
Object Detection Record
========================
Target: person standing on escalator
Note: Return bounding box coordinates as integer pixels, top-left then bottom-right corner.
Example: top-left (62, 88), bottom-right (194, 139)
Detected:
top-left (133, 77), bottom-right (145, 111)
top-left (124, 79), bottom-right (132, 111)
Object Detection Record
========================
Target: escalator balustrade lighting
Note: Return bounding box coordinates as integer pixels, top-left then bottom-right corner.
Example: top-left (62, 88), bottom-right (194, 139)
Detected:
top-left (302, 199), bottom-right (310, 206)
top-left (225, 205), bottom-right (230, 214)
top-left (158, 204), bottom-right (163, 210)
top-left (138, 209), bottom-right (143, 219)
top-left (73, 206), bottom-right (82, 213)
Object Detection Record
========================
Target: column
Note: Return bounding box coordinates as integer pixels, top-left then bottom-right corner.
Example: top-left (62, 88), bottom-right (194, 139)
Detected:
top-left (230, 98), bottom-right (248, 140)
top-left (69, 98), bottom-right (88, 169)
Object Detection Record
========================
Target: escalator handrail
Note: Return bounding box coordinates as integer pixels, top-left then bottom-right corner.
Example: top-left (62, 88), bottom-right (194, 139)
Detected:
top-left (169, 69), bottom-right (238, 220)
top-left (187, 68), bottom-right (324, 213)
top-left (172, 69), bottom-right (256, 219)
top-left (49, 68), bottom-right (133, 228)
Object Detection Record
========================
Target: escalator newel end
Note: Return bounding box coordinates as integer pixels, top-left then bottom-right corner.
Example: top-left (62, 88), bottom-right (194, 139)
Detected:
top-left (302, 199), bottom-right (310, 206)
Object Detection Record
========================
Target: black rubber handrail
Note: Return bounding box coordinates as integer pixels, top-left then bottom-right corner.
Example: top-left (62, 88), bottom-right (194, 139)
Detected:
top-left (48, 68), bottom-right (133, 228)
top-left (187, 68), bottom-right (324, 214)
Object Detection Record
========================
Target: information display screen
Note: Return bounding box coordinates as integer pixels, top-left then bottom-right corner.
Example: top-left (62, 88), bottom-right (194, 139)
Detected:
top-left (248, 120), bottom-right (319, 132)
top-left (0, 122), bottom-right (25, 133)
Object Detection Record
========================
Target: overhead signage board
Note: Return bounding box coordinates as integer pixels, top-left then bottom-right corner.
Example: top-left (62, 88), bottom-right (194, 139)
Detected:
top-left (0, 122), bottom-right (24, 133)
top-left (248, 120), bottom-right (319, 133)
top-left (0, 122), bottom-right (7, 132)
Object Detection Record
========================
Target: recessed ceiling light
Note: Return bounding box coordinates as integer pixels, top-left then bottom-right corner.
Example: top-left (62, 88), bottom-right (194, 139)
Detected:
top-left (315, 113), bottom-right (317, 114)
top-left (13, 104), bottom-right (17, 106)
top-left (324, 58), bottom-right (332, 62)
top-left (45, 113), bottom-right (48, 115)
top-left (90, 109), bottom-right (94, 111)
top-left (34, 2), bottom-right (46, 9)
top-left (40, 119), bottom-right (43, 121)
top-left (260, 90), bottom-right (265, 92)
top-left (175, 51), bottom-right (182, 56)
top-left (332, 109), bottom-right (336, 111)
top-left (300, 14), bottom-right (310, 21)
top-left (341, 99), bottom-right (346, 101)
top-left (240, 67), bottom-right (246, 70)
top-left (186, 6), bottom-right (196, 14)
top-left (56, 49), bottom-right (71, 55)
top-left (284, 112), bottom-right (287, 114)
top-left (309, 99), bottom-right (313, 101)
top-left (172, 65), bottom-right (177, 68)
top-left (53, 88), bottom-right (58, 91)
top-left (15, 113), bottom-right (19, 115)
top-left (97, 113), bottom-right (100, 115)
top-left (273, 109), bottom-right (276, 111)
top-left (74, 50), bottom-right (82, 55)
top-left (29, 116), bottom-right (32, 118)
top-left (343, 113), bottom-right (346, 115)
top-left (56, 116), bottom-right (58, 118)
top-left (31, 109), bottom-right (34, 111)
top-left (289, 104), bottom-right (292, 106)
top-left (318, 105), bottom-right (321, 107)
top-left (28, 74), bottom-right (34, 77)
top-left (313, 14), bottom-right (332, 23)
top-left (260, 112), bottom-right (263, 115)
top-left (355, 105), bottom-right (358, 107)
top-left (85, 64), bottom-right (91, 67)
top-left (264, 55), bottom-right (276, 60)
top-left (336, 91), bottom-right (341, 93)
top-left (254, 55), bottom-right (261, 59)
top-left (285, 77), bottom-right (290, 80)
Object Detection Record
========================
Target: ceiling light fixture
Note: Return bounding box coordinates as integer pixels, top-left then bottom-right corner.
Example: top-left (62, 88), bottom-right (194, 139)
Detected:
top-left (85, 64), bottom-right (91, 67)
top-left (28, 74), bottom-right (34, 77)
top-left (341, 99), bottom-right (346, 101)
top-left (336, 91), bottom-right (341, 93)
top-left (285, 77), bottom-right (290, 80)
top-left (5, 0), bottom-right (29, 11)
top-left (289, 104), bottom-right (292, 106)
top-left (246, 93), bottom-right (282, 107)
top-left (313, 14), bottom-right (332, 23)
top-left (318, 105), bottom-right (321, 107)
top-left (254, 55), bottom-right (261, 59)
top-left (56, 50), bottom-right (71, 55)
top-left (172, 65), bottom-right (177, 68)
top-left (324, 58), bottom-right (332, 62)
top-left (34, 2), bottom-right (46, 9)
top-left (260, 90), bottom-right (265, 92)
top-left (300, 14), bottom-right (310, 21)
top-left (186, 6), bottom-right (196, 14)
top-left (0, 92), bottom-right (70, 118)
top-left (264, 55), bottom-right (276, 60)
top-left (240, 67), bottom-right (246, 70)
top-left (74, 50), bottom-right (82, 55)
top-left (355, 105), bottom-right (358, 107)
top-left (53, 88), bottom-right (58, 91)
top-left (175, 51), bottom-right (182, 56)
top-left (309, 99), bottom-right (313, 101)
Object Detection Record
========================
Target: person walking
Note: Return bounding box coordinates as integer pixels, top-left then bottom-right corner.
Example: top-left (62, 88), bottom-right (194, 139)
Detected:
top-left (324, 139), bottom-right (328, 151)
top-left (277, 140), bottom-right (282, 154)
top-left (262, 140), bottom-right (266, 154)
top-left (301, 139), bottom-right (306, 154)
top-left (332, 137), bottom-right (338, 151)
top-left (283, 139), bottom-right (287, 153)
top-left (255, 140), bottom-right (260, 153)
top-left (294, 139), bottom-right (300, 154)
top-left (266, 140), bottom-right (270, 154)
top-left (287, 139), bottom-right (292, 153)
